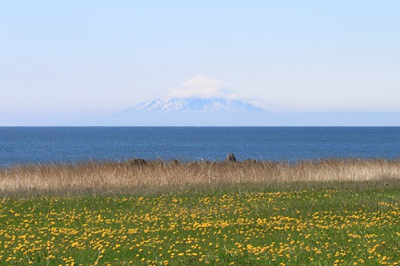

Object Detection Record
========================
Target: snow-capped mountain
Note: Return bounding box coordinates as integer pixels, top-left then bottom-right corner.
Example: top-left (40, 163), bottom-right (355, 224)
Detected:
top-left (120, 98), bottom-right (265, 114)
top-left (109, 98), bottom-right (268, 126)
top-left (93, 98), bottom-right (400, 126)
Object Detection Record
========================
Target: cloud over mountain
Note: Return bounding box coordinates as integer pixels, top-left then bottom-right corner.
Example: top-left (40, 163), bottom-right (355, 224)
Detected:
top-left (165, 75), bottom-right (244, 100)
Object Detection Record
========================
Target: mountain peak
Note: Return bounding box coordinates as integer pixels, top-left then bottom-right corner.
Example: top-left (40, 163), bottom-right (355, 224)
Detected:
top-left (123, 98), bottom-right (265, 114)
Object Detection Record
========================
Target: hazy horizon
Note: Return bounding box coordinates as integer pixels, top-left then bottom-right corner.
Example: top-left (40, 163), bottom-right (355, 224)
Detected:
top-left (1, 2), bottom-right (399, 126)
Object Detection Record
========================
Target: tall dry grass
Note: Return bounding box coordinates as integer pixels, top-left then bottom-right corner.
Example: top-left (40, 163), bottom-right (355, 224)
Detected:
top-left (1, 159), bottom-right (400, 196)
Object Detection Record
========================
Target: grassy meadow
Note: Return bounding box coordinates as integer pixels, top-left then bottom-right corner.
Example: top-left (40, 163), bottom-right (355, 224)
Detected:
top-left (1, 159), bottom-right (400, 265)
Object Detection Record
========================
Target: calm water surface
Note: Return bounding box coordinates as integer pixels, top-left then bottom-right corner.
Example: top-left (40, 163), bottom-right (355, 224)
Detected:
top-left (1, 127), bottom-right (400, 167)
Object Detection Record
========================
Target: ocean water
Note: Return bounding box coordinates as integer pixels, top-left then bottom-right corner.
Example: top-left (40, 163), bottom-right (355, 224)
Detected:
top-left (1, 127), bottom-right (400, 167)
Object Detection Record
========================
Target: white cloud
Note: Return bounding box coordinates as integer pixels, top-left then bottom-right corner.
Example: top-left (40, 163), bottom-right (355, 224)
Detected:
top-left (165, 75), bottom-right (242, 99)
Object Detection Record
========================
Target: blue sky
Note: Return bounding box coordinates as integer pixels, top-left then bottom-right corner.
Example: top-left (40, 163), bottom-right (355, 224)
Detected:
top-left (1, 1), bottom-right (399, 125)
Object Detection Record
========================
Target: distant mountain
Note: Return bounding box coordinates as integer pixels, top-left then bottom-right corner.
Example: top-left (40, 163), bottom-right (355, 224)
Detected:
top-left (103, 97), bottom-right (400, 126)
top-left (89, 97), bottom-right (400, 126)
top-left (109, 98), bottom-right (267, 126)
top-left (119, 98), bottom-right (265, 114)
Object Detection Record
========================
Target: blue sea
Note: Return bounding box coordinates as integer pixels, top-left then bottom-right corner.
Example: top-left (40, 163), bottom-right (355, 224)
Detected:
top-left (1, 127), bottom-right (400, 167)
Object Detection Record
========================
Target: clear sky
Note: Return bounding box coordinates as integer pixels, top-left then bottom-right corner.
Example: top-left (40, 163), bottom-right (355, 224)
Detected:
top-left (1, 1), bottom-right (399, 125)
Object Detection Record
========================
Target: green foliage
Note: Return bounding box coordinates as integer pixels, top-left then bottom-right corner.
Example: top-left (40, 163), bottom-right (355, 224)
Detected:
top-left (1, 184), bottom-right (400, 265)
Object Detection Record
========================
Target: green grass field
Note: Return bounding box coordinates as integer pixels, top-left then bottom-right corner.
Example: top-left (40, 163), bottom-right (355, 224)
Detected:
top-left (1, 181), bottom-right (400, 265)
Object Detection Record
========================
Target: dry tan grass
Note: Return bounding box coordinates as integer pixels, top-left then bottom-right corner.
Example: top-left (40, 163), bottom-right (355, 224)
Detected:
top-left (1, 158), bottom-right (400, 196)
